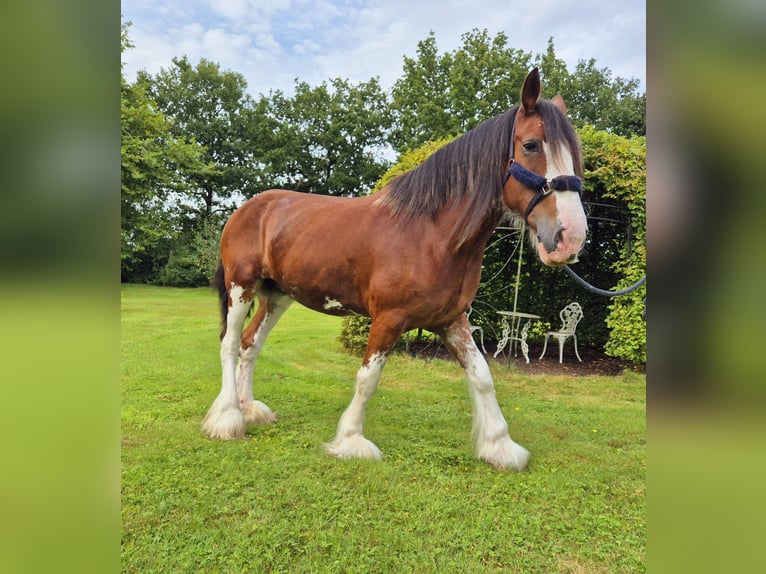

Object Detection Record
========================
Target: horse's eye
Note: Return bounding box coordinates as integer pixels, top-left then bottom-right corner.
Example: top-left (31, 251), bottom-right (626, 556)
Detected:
top-left (523, 141), bottom-right (538, 152)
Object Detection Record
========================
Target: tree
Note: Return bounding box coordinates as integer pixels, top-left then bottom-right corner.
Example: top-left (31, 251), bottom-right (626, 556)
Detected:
top-left (390, 33), bottom-right (455, 152)
top-left (391, 31), bottom-right (645, 153)
top-left (120, 25), bottom-right (212, 281)
top-left (391, 30), bottom-right (533, 152)
top-left (262, 78), bottom-right (392, 196)
top-left (448, 30), bottom-right (533, 130)
top-left (536, 37), bottom-right (571, 99)
top-left (537, 39), bottom-right (645, 136)
top-left (139, 57), bottom-right (262, 219)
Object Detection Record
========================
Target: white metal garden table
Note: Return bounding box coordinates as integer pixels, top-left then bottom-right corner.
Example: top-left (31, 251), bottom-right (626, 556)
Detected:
top-left (493, 310), bottom-right (540, 364)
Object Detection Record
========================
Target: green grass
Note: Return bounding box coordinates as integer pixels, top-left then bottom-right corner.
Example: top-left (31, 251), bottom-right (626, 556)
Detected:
top-left (121, 285), bottom-right (645, 573)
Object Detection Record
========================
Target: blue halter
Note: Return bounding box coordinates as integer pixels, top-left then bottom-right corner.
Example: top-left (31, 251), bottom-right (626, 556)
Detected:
top-left (503, 119), bottom-right (582, 224)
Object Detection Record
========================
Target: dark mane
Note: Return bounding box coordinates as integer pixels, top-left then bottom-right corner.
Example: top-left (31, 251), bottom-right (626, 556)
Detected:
top-left (378, 100), bottom-right (582, 247)
top-left (380, 107), bottom-right (517, 245)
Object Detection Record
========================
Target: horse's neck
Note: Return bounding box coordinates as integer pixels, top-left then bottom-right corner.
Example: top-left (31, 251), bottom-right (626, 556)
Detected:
top-left (438, 197), bottom-right (505, 255)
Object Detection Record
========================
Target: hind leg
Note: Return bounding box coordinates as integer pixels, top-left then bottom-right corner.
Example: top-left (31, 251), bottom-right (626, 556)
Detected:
top-left (236, 287), bottom-right (292, 424)
top-left (203, 283), bottom-right (252, 439)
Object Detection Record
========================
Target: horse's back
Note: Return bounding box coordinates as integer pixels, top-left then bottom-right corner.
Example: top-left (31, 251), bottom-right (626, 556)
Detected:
top-left (223, 189), bottom-right (376, 252)
top-left (221, 190), bottom-right (381, 311)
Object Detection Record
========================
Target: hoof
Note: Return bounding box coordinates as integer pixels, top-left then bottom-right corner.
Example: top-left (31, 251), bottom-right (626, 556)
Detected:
top-left (202, 405), bottom-right (246, 440)
top-left (477, 437), bottom-right (530, 471)
top-left (241, 400), bottom-right (278, 425)
top-left (324, 434), bottom-right (382, 460)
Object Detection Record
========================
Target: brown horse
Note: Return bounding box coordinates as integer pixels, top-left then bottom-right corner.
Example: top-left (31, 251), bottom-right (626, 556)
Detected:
top-left (203, 68), bottom-right (587, 470)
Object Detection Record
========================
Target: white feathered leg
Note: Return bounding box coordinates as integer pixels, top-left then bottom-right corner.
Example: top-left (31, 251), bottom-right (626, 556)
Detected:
top-left (443, 316), bottom-right (530, 471)
top-left (202, 284), bottom-right (250, 440)
top-left (236, 292), bottom-right (292, 424)
top-left (324, 352), bottom-right (386, 460)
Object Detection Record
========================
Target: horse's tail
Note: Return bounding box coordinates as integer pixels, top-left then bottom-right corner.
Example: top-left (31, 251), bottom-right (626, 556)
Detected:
top-left (212, 260), bottom-right (228, 340)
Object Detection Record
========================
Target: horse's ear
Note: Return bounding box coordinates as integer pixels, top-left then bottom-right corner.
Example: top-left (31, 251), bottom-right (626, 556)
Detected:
top-left (521, 68), bottom-right (541, 114)
top-left (551, 95), bottom-right (567, 114)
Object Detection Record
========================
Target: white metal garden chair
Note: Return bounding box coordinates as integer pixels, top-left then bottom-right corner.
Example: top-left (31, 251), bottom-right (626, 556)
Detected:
top-left (539, 302), bottom-right (583, 363)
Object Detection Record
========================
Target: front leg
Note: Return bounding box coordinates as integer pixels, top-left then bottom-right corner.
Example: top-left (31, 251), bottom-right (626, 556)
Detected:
top-left (324, 315), bottom-right (402, 460)
top-left (441, 315), bottom-right (530, 471)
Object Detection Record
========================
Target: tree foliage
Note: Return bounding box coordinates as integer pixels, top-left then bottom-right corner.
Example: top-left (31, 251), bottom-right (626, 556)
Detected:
top-left (138, 56), bottom-right (260, 219)
top-left (391, 31), bottom-right (644, 154)
top-left (391, 30), bottom-right (532, 152)
top-left (578, 126), bottom-right (646, 362)
top-left (261, 78), bottom-right (392, 196)
top-left (154, 219), bottom-right (222, 287)
top-left (538, 38), bottom-right (645, 136)
top-left (120, 25), bottom-right (213, 281)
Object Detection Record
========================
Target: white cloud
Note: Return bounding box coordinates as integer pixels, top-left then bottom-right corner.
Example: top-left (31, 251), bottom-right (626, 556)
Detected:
top-left (126, 26), bottom-right (182, 76)
top-left (122, 0), bottom-right (645, 97)
top-left (293, 39), bottom-right (322, 57)
top-left (207, 0), bottom-right (291, 22)
top-left (254, 33), bottom-right (283, 55)
top-left (202, 28), bottom-right (251, 56)
top-left (208, 0), bottom-right (249, 21)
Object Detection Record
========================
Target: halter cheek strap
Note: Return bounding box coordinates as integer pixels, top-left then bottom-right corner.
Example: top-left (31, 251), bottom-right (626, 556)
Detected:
top-left (504, 117), bottom-right (582, 224)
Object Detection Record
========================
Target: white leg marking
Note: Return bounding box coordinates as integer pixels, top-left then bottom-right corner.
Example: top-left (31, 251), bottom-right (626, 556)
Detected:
top-left (236, 295), bottom-right (292, 424)
top-left (203, 284), bottom-right (249, 440)
top-left (448, 331), bottom-right (530, 471)
top-left (237, 333), bottom-right (278, 425)
top-left (325, 352), bottom-right (386, 460)
top-left (323, 297), bottom-right (345, 311)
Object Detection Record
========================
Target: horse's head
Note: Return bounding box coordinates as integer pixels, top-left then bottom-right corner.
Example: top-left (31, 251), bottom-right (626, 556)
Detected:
top-left (502, 68), bottom-right (588, 266)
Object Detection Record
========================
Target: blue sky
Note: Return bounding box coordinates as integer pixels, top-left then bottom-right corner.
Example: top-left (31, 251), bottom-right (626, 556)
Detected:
top-left (121, 0), bottom-right (645, 98)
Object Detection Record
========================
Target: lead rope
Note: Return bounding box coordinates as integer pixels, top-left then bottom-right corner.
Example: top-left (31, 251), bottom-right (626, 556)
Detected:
top-left (562, 265), bottom-right (646, 297)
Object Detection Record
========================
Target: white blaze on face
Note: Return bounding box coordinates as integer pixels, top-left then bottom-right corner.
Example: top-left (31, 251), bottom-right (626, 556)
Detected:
top-left (542, 141), bottom-right (588, 258)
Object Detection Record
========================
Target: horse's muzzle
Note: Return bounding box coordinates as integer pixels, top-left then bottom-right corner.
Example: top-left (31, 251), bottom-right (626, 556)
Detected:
top-left (536, 240), bottom-right (580, 266)
top-left (530, 190), bottom-right (587, 266)
top-left (536, 222), bottom-right (586, 266)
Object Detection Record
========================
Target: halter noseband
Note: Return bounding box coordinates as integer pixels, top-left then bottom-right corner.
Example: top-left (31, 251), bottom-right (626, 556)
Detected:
top-left (503, 115), bottom-right (582, 224)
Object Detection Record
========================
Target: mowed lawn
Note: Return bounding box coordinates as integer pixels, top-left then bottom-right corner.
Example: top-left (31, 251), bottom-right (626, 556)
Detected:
top-left (121, 285), bottom-right (645, 573)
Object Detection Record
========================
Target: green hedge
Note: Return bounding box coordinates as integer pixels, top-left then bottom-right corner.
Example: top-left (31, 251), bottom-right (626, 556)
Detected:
top-left (578, 126), bottom-right (646, 363)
